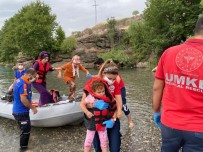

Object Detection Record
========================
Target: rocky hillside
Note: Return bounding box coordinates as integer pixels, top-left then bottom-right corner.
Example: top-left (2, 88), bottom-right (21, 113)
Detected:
top-left (71, 15), bottom-right (142, 68)
top-left (15, 15), bottom-right (143, 69)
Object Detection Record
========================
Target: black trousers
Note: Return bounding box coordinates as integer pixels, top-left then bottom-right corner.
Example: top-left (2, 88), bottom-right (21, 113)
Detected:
top-left (13, 112), bottom-right (31, 148)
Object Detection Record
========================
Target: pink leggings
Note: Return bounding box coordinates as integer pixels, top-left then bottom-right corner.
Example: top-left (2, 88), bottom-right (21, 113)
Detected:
top-left (84, 129), bottom-right (108, 148)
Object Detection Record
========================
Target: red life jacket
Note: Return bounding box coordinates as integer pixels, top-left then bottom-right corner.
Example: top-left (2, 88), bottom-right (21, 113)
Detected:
top-left (34, 60), bottom-right (50, 83)
top-left (84, 77), bottom-right (117, 131)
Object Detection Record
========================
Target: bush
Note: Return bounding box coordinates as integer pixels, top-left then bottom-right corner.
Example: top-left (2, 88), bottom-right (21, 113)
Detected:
top-left (99, 47), bottom-right (134, 66)
top-left (60, 36), bottom-right (76, 53)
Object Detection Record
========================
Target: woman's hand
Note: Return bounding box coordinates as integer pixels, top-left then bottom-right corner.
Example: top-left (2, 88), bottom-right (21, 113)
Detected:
top-left (57, 72), bottom-right (62, 79)
top-left (102, 119), bottom-right (114, 128)
top-left (117, 110), bottom-right (122, 119)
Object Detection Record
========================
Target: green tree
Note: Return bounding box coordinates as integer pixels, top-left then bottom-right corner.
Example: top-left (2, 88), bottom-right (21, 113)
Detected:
top-left (0, 18), bottom-right (20, 62)
top-left (107, 17), bottom-right (117, 48)
top-left (143, 0), bottom-right (203, 56)
top-left (52, 26), bottom-right (66, 55)
top-left (0, 1), bottom-right (59, 62)
top-left (128, 20), bottom-right (154, 61)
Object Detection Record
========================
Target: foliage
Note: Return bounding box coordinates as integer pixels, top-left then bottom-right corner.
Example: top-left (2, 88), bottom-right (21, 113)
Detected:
top-left (132, 10), bottom-right (139, 16)
top-left (143, 0), bottom-right (203, 56)
top-left (0, 1), bottom-right (60, 62)
top-left (127, 0), bottom-right (203, 64)
top-left (99, 47), bottom-right (133, 66)
top-left (128, 20), bottom-right (155, 61)
top-left (51, 26), bottom-right (66, 55)
top-left (107, 17), bottom-right (117, 48)
top-left (60, 36), bottom-right (76, 53)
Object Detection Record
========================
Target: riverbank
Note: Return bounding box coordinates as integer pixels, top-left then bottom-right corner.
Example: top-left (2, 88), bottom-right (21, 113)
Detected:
top-left (0, 68), bottom-right (161, 152)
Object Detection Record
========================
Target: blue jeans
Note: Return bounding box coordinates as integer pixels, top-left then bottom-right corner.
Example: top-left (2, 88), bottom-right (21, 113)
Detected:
top-left (13, 112), bottom-right (31, 149)
top-left (121, 87), bottom-right (130, 116)
top-left (161, 123), bottom-right (203, 152)
top-left (93, 119), bottom-right (121, 152)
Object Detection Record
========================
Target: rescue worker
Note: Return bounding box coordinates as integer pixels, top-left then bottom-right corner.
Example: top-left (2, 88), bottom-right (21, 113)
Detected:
top-left (12, 68), bottom-right (38, 151)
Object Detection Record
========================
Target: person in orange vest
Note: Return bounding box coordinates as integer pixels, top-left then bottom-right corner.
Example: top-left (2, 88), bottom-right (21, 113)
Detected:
top-left (32, 51), bottom-right (55, 105)
top-left (56, 55), bottom-right (92, 100)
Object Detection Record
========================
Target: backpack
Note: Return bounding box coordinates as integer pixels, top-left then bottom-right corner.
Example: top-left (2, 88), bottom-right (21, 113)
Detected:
top-left (49, 89), bottom-right (60, 103)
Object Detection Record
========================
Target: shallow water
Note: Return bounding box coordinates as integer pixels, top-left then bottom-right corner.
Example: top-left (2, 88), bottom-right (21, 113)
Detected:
top-left (0, 65), bottom-right (161, 152)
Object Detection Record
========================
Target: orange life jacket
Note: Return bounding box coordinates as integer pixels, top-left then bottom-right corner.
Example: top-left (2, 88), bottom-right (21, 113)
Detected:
top-left (34, 60), bottom-right (50, 83)
top-left (84, 77), bottom-right (116, 131)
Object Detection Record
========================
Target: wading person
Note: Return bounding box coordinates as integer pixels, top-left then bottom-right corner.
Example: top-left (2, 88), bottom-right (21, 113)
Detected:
top-left (32, 51), bottom-right (55, 105)
top-left (94, 58), bottom-right (134, 128)
top-left (12, 68), bottom-right (38, 151)
top-left (153, 16), bottom-right (203, 152)
top-left (56, 55), bottom-right (92, 100)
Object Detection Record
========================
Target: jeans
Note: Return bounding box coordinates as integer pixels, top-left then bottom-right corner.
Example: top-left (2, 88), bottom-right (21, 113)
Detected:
top-left (13, 112), bottom-right (31, 149)
top-left (121, 87), bottom-right (130, 116)
top-left (161, 123), bottom-right (203, 152)
top-left (93, 119), bottom-right (121, 152)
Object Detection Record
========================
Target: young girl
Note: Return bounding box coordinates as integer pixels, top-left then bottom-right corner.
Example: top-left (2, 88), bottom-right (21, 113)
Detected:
top-left (80, 79), bottom-right (115, 152)
top-left (82, 59), bottom-right (123, 152)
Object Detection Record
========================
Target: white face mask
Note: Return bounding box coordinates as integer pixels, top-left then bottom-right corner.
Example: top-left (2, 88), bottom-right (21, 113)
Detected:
top-left (18, 65), bottom-right (24, 70)
top-left (29, 77), bottom-right (36, 83)
top-left (103, 76), bottom-right (114, 85)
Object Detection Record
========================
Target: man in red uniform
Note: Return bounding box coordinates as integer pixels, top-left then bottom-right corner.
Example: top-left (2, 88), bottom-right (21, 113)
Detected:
top-left (153, 16), bottom-right (203, 151)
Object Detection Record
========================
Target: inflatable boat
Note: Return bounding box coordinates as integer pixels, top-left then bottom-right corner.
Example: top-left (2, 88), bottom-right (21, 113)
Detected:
top-left (0, 94), bottom-right (84, 127)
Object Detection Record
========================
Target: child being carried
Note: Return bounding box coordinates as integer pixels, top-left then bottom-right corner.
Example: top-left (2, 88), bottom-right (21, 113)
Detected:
top-left (80, 79), bottom-right (116, 152)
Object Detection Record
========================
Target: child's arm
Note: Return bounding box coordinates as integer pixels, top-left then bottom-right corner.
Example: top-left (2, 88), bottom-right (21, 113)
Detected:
top-left (80, 93), bottom-right (94, 118)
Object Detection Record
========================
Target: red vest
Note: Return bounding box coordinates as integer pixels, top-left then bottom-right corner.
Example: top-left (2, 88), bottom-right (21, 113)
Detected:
top-left (34, 60), bottom-right (50, 83)
top-left (84, 77), bottom-right (116, 131)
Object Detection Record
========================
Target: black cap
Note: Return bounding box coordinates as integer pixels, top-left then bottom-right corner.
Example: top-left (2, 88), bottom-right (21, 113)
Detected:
top-left (94, 58), bottom-right (104, 65)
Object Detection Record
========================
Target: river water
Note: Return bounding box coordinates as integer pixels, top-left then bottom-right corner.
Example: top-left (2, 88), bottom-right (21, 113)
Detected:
top-left (0, 65), bottom-right (161, 152)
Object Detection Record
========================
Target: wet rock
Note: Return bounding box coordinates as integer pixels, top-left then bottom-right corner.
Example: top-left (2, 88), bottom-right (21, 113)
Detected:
top-left (136, 62), bottom-right (148, 68)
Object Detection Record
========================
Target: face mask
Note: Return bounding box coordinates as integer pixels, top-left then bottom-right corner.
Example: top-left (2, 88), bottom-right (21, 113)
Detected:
top-left (29, 77), bottom-right (36, 83)
top-left (18, 65), bottom-right (24, 70)
top-left (103, 76), bottom-right (114, 85)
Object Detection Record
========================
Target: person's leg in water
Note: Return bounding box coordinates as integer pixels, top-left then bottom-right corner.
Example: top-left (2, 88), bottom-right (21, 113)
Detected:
top-left (67, 80), bottom-right (76, 100)
top-left (121, 87), bottom-right (134, 128)
top-left (32, 82), bottom-right (52, 105)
